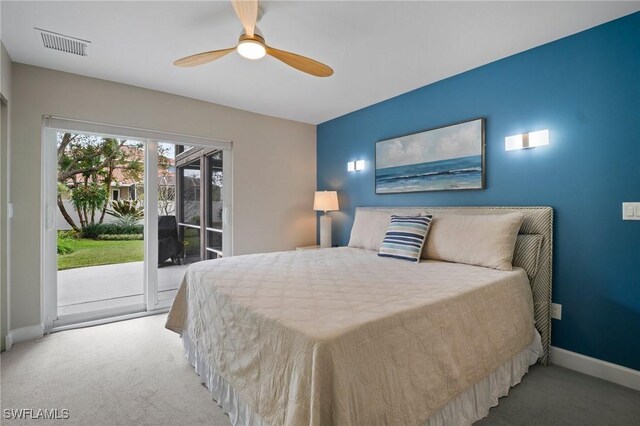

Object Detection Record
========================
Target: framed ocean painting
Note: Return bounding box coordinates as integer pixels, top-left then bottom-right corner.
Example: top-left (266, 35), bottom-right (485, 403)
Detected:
top-left (375, 118), bottom-right (485, 194)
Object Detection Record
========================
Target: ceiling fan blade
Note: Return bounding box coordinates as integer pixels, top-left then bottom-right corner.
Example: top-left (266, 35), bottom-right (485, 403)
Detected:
top-left (231, 0), bottom-right (258, 37)
top-left (174, 47), bottom-right (235, 67)
top-left (266, 46), bottom-right (333, 77)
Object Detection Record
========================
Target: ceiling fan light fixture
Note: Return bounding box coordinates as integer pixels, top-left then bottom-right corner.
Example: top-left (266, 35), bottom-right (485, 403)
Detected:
top-left (174, 0), bottom-right (333, 76)
top-left (237, 39), bottom-right (266, 60)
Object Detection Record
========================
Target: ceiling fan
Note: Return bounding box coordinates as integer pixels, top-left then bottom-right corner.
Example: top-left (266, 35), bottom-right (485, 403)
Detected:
top-left (174, 0), bottom-right (333, 77)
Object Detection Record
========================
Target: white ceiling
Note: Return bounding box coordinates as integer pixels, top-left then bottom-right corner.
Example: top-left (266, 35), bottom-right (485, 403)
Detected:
top-left (2, 1), bottom-right (639, 124)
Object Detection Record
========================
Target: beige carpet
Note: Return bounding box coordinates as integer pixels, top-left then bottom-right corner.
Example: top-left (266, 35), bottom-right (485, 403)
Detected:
top-left (2, 314), bottom-right (639, 425)
top-left (1, 314), bottom-right (230, 425)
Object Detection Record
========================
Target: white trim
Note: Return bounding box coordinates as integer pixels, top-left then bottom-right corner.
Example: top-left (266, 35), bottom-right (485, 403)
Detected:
top-left (53, 304), bottom-right (146, 329)
top-left (6, 323), bottom-right (45, 348)
top-left (42, 125), bottom-right (58, 332)
top-left (222, 148), bottom-right (233, 256)
top-left (1, 95), bottom-right (11, 350)
top-left (551, 346), bottom-right (640, 391)
top-left (52, 308), bottom-right (168, 333)
top-left (43, 115), bottom-right (232, 150)
top-left (4, 310), bottom-right (169, 348)
top-left (144, 140), bottom-right (159, 309)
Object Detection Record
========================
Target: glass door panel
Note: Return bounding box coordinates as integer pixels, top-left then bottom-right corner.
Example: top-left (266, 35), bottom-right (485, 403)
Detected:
top-left (156, 142), bottom-right (183, 303)
top-left (178, 158), bottom-right (202, 265)
top-left (155, 143), bottom-right (230, 305)
top-left (55, 132), bottom-right (145, 322)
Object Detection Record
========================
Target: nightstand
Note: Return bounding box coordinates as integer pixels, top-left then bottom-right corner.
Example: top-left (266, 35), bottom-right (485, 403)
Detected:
top-left (296, 245), bottom-right (321, 251)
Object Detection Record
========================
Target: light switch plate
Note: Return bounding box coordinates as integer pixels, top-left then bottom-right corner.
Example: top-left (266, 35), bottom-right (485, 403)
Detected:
top-left (622, 202), bottom-right (640, 220)
top-left (551, 303), bottom-right (562, 320)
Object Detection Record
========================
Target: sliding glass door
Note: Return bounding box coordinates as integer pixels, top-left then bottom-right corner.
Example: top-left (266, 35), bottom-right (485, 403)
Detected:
top-left (42, 119), bottom-right (232, 330)
top-left (153, 143), bottom-right (232, 307)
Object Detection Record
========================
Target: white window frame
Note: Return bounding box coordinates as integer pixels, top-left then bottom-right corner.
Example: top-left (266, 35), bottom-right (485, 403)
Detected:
top-left (42, 116), bottom-right (233, 332)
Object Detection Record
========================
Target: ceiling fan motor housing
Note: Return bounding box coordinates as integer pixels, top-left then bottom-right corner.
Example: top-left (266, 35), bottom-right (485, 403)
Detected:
top-left (237, 31), bottom-right (267, 59)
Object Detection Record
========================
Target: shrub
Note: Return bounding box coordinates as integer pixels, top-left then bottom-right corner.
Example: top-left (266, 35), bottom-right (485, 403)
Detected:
top-left (81, 223), bottom-right (144, 239)
top-left (96, 233), bottom-right (144, 241)
top-left (58, 230), bottom-right (79, 239)
top-left (57, 235), bottom-right (75, 255)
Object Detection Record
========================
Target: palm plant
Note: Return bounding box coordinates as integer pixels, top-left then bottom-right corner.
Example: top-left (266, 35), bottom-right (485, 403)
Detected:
top-left (106, 199), bottom-right (144, 220)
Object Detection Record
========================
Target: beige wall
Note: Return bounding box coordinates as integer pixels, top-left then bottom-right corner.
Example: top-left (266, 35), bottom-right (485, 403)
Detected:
top-left (10, 63), bottom-right (316, 330)
top-left (1, 42), bottom-right (12, 350)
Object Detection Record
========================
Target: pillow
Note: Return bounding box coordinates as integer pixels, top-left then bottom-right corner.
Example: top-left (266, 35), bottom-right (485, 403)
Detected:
top-left (512, 234), bottom-right (543, 279)
top-left (423, 213), bottom-right (524, 270)
top-left (378, 215), bottom-right (433, 263)
top-left (348, 208), bottom-right (425, 251)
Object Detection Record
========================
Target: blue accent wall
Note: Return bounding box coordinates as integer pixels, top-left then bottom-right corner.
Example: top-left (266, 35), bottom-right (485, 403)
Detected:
top-left (317, 12), bottom-right (640, 371)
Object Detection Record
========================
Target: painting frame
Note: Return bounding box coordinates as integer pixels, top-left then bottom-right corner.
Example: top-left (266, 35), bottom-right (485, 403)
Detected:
top-left (375, 118), bottom-right (486, 194)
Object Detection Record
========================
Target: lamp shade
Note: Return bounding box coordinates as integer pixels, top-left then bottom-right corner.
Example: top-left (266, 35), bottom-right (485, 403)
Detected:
top-left (313, 191), bottom-right (339, 212)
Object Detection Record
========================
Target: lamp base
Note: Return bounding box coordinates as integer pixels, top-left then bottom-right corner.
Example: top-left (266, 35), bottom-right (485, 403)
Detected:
top-left (320, 215), bottom-right (332, 248)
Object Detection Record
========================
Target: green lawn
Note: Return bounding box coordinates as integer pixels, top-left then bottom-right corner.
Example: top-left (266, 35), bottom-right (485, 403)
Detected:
top-left (58, 238), bottom-right (144, 271)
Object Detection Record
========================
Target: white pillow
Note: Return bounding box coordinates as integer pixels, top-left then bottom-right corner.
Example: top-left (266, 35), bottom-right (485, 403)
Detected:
top-left (348, 210), bottom-right (394, 251)
top-left (423, 213), bottom-right (524, 271)
top-left (348, 208), bottom-right (425, 251)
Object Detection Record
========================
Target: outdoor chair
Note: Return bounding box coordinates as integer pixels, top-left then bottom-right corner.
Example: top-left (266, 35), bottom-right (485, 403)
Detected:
top-left (158, 215), bottom-right (184, 267)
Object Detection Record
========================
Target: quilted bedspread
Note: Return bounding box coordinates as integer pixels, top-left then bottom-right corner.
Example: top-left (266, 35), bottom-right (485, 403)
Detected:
top-left (166, 247), bottom-right (535, 425)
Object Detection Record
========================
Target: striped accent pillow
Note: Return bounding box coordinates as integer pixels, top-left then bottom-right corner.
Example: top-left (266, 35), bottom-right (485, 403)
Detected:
top-left (378, 215), bottom-right (433, 262)
top-left (513, 234), bottom-right (543, 279)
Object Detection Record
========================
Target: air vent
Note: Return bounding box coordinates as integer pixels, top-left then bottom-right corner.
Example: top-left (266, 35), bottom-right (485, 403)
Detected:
top-left (35, 28), bottom-right (90, 56)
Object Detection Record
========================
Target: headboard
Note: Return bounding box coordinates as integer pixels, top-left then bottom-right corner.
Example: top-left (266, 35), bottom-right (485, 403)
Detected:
top-left (357, 206), bottom-right (553, 365)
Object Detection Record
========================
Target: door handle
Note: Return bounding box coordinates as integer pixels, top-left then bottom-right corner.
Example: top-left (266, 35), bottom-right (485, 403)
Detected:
top-left (46, 206), bottom-right (55, 230)
top-left (222, 206), bottom-right (231, 226)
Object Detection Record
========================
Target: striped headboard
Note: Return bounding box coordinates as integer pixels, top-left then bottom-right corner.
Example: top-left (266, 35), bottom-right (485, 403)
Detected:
top-left (357, 206), bottom-right (554, 365)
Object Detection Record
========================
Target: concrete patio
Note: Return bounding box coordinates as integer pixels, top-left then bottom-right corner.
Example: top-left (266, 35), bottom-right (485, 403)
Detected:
top-left (58, 261), bottom-right (188, 316)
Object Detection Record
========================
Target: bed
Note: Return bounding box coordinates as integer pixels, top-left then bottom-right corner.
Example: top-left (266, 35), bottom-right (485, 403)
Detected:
top-left (166, 206), bottom-right (553, 425)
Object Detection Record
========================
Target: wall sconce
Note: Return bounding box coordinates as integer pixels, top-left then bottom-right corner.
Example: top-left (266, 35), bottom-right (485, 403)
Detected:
top-left (347, 160), bottom-right (365, 172)
top-left (505, 129), bottom-right (549, 151)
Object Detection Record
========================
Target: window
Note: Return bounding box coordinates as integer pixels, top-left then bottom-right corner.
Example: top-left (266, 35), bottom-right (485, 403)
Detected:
top-left (112, 188), bottom-right (120, 201)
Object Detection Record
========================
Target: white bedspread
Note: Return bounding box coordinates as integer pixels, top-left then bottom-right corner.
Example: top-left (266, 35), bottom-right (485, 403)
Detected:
top-left (166, 247), bottom-right (535, 425)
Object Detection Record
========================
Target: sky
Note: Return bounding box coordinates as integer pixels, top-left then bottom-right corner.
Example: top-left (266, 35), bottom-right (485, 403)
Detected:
top-left (375, 119), bottom-right (482, 169)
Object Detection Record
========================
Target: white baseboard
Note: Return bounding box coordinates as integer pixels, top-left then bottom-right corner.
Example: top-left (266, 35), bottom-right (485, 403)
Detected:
top-left (551, 346), bottom-right (640, 391)
top-left (5, 323), bottom-right (44, 350)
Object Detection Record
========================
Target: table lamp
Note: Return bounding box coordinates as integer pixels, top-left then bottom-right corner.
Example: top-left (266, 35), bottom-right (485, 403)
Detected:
top-left (313, 191), bottom-right (339, 248)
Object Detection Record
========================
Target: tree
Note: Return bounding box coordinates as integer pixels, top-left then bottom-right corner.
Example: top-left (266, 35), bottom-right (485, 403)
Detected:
top-left (70, 183), bottom-right (108, 228)
top-left (57, 133), bottom-right (144, 231)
